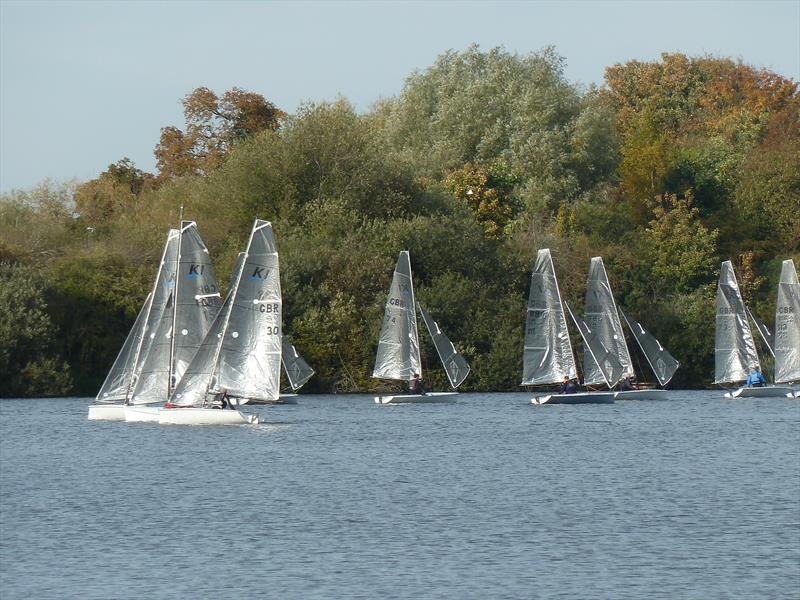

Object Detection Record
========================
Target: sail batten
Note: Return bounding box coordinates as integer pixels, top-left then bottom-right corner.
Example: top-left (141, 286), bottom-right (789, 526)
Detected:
top-left (775, 259), bottom-right (800, 384)
top-left (583, 257), bottom-right (633, 386)
top-left (373, 251), bottom-right (421, 381)
top-left (418, 304), bottom-right (470, 388)
top-left (621, 309), bottom-right (679, 387)
top-left (521, 249), bottom-right (576, 386)
top-left (714, 261), bottom-right (759, 385)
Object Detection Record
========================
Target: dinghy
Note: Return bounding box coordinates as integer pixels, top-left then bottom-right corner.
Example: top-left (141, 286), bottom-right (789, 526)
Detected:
top-left (89, 228), bottom-right (181, 420)
top-left (715, 260), bottom-right (794, 398)
top-left (617, 310), bottom-right (679, 400)
top-left (160, 219), bottom-right (283, 424)
top-left (125, 221), bottom-right (222, 422)
top-left (522, 249), bottom-right (618, 405)
top-left (373, 251), bottom-right (470, 404)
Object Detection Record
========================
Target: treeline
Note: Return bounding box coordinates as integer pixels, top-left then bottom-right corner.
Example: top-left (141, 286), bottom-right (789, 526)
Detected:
top-left (1, 47), bottom-right (798, 396)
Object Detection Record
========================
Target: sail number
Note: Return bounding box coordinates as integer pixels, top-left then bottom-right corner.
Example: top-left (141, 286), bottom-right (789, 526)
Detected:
top-left (388, 298), bottom-right (406, 307)
top-left (264, 326), bottom-right (279, 335)
top-left (258, 303), bottom-right (279, 314)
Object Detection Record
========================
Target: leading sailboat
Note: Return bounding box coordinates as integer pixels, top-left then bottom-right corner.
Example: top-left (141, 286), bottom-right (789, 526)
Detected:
top-left (160, 219), bottom-right (282, 424)
top-left (522, 249), bottom-right (618, 405)
top-left (373, 251), bottom-right (470, 404)
top-left (715, 260), bottom-right (794, 398)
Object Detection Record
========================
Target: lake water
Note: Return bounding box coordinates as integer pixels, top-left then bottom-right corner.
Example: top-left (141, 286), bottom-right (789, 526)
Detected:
top-left (1, 392), bottom-right (798, 599)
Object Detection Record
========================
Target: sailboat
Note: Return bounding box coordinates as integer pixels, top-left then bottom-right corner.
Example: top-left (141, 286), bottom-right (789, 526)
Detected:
top-left (523, 249), bottom-right (618, 405)
top-left (582, 256), bottom-right (678, 399)
top-left (373, 251), bottom-right (470, 404)
top-left (774, 259), bottom-right (800, 398)
top-left (88, 228), bottom-right (180, 420)
top-left (125, 221), bottom-right (222, 421)
top-left (159, 219), bottom-right (282, 424)
top-left (715, 260), bottom-right (794, 398)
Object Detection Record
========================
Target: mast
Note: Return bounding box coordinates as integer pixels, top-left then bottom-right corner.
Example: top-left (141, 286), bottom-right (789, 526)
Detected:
top-left (167, 219), bottom-right (184, 397)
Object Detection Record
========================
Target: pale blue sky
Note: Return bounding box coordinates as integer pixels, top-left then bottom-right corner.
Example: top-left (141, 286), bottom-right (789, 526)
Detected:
top-left (1, 0), bottom-right (798, 193)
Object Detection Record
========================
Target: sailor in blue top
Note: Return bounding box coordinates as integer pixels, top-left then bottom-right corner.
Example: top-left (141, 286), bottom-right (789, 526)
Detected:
top-left (745, 366), bottom-right (766, 387)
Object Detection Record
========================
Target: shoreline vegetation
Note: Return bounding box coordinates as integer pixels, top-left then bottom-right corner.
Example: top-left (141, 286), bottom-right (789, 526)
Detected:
top-left (1, 47), bottom-right (798, 398)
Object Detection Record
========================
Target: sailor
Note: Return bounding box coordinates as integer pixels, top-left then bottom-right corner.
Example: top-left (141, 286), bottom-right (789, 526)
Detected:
top-left (620, 376), bottom-right (634, 391)
top-left (745, 365), bottom-right (766, 388)
top-left (212, 388), bottom-right (230, 409)
top-left (409, 373), bottom-right (425, 395)
top-left (559, 376), bottom-right (578, 394)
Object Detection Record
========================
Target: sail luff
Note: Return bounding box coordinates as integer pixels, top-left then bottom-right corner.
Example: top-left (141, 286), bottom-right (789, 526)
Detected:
top-left (775, 259), bottom-right (800, 384)
top-left (167, 220), bottom-right (184, 396)
top-left (417, 303), bottom-right (470, 388)
top-left (620, 309), bottom-right (680, 387)
top-left (521, 249), bottom-right (577, 386)
top-left (714, 261), bottom-right (759, 384)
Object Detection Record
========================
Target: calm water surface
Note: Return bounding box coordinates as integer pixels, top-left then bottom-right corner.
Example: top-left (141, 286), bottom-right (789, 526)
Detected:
top-left (1, 392), bottom-right (798, 599)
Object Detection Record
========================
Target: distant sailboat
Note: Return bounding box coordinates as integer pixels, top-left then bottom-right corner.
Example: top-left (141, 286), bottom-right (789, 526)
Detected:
top-left (774, 259), bottom-right (800, 398)
top-left (88, 228), bottom-right (180, 421)
top-left (715, 260), bottom-right (794, 398)
top-left (124, 221), bottom-right (222, 421)
top-left (523, 249), bottom-right (616, 405)
top-left (160, 219), bottom-right (282, 424)
top-left (618, 309), bottom-right (679, 398)
top-left (373, 251), bottom-right (470, 404)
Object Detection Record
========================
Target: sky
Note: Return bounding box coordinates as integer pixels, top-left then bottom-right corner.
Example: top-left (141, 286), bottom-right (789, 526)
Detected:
top-left (1, 0), bottom-right (798, 193)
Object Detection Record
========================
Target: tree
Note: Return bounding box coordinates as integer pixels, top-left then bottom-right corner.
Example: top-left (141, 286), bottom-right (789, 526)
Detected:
top-left (154, 87), bottom-right (284, 180)
top-left (74, 158), bottom-right (154, 224)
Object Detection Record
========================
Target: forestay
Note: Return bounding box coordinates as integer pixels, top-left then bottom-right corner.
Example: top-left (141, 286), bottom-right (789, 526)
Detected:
top-left (418, 304), bottom-right (470, 388)
top-left (95, 292), bottom-right (152, 404)
top-left (714, 261), bottom-right (759, 385)
top-left (281, 338), bottom-right (315, 391)
top-left (583, 257), bottom-right (633, 387)
top-left (373, 251), bottom-right (421, 381)
top-left (775, 259), bottom-right (800, 384)
top-left (565, 301), bottom-right (624, 388)
top-left (521, 249), bottom-right (577, 386)
top-left (620, 309), bottom-right (679, 387)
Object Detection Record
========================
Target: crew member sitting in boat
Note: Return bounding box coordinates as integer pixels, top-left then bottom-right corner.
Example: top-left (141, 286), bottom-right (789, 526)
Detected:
top-left (409, 373), bottom-right (425, 395)
top-left (746, 365), bottom-right (766, 387)
top-left (559, 376), bottom-right (578, 394)
top-left (212, 388), bottom-right (230, 409)
top-left (620, 375), bottom-right (637, 391)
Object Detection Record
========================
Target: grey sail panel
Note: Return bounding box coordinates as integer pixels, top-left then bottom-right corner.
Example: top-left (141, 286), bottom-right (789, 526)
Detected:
top-left (747, 307), bottom-right (775, 357)
top-left (130, 293), bottom-right (174, 404)
top-left (95, 293), bottom-right (152, 404)
top-left (170, 221), bottom-right (222, 390)
top-left (418, 304), bottom-right (470, 388)
top-left (217, 220), bottom-right (282, 403)
top-left (281, 338), bottom-right (315, 391)
top-left (583, 257), bottom-right (634, 386)
top-left (565, 301), bottom-right (624, 388)
top-left (714, 261), bottom-right (759, 384)
top-left (170, 292), bottom-right (235, 407)
top-left (521, 249), bottom-right (577, 385)
top-left (620, 309), bottom-right (679, 387)
top-left (372, 251), bottom-right (421, 381)
top-left (775, 259), bottom-right (800, 384)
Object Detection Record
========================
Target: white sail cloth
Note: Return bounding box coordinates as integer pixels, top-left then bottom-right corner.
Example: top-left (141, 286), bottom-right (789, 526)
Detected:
top-left (775, 259), bottom-right (800, 384)
top-left (620, 309), bottom-right (679, 387)
top-left (714, 261), bottom-right (759, 385)
top-left (281, 338), bottom-right (315, 391)
top-left (418, 304), bottom-right (470, 388)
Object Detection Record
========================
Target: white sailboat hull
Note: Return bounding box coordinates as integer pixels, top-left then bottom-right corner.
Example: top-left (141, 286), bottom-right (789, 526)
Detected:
top-left (375, 392), bottom-right (458, 404)
top-left (614, 389), bottom-right (670, 400)
top-left (125, 405), bottom-right (161, 422)
top-left (532, 392), bottom-right (615, 405)
top-left (790, 390), bottom-right (800, 398)
top-left (158, 407), bottom-right (258, 425)
top-left (87, 404), bottom-right (126, 421)
top-left (724, 386), bottom-right (796, 399)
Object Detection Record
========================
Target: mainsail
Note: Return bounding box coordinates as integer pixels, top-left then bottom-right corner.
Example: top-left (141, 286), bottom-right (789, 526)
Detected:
top-left (170, 220), bottom-right (282, 405)
top-left (521, 248), bottom-right (577, 385)
top-left (373, 251), bottom-right (421, 381)
top-left (281, 338), bottom-right (315, 391)
top-left (620, 309), bottom-right (679, 387)
top-left (775, 259), bottom-right (800, 384)
top-left (95, 292), bottom-right (152, 404)
top-left (714, 261), bottom-right (759, 384)
top-left (583, 257), bottom-right (633, 386)
top-left (418, 304), bottom-right (470, 388)
top-left (131, 222), bottom-right (220, 404)
top-left (565, 301), bottom-right (624, 388)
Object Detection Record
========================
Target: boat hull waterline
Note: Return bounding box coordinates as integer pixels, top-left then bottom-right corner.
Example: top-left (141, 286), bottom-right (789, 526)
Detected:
top-left (532, 392), bottom-right (615, 405)
top-left (375, 392), bottom-right (458, 404)
top-left (158, 407), bottom-right (258, 425)
top-left (724, 386), bottom-right (796, 399)
top-left (614, 389), bottom-right (670, 401)
top-left (124, 405), bottom-right (161, 423)
top-left (87, 404), bottom-right (126, 421)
